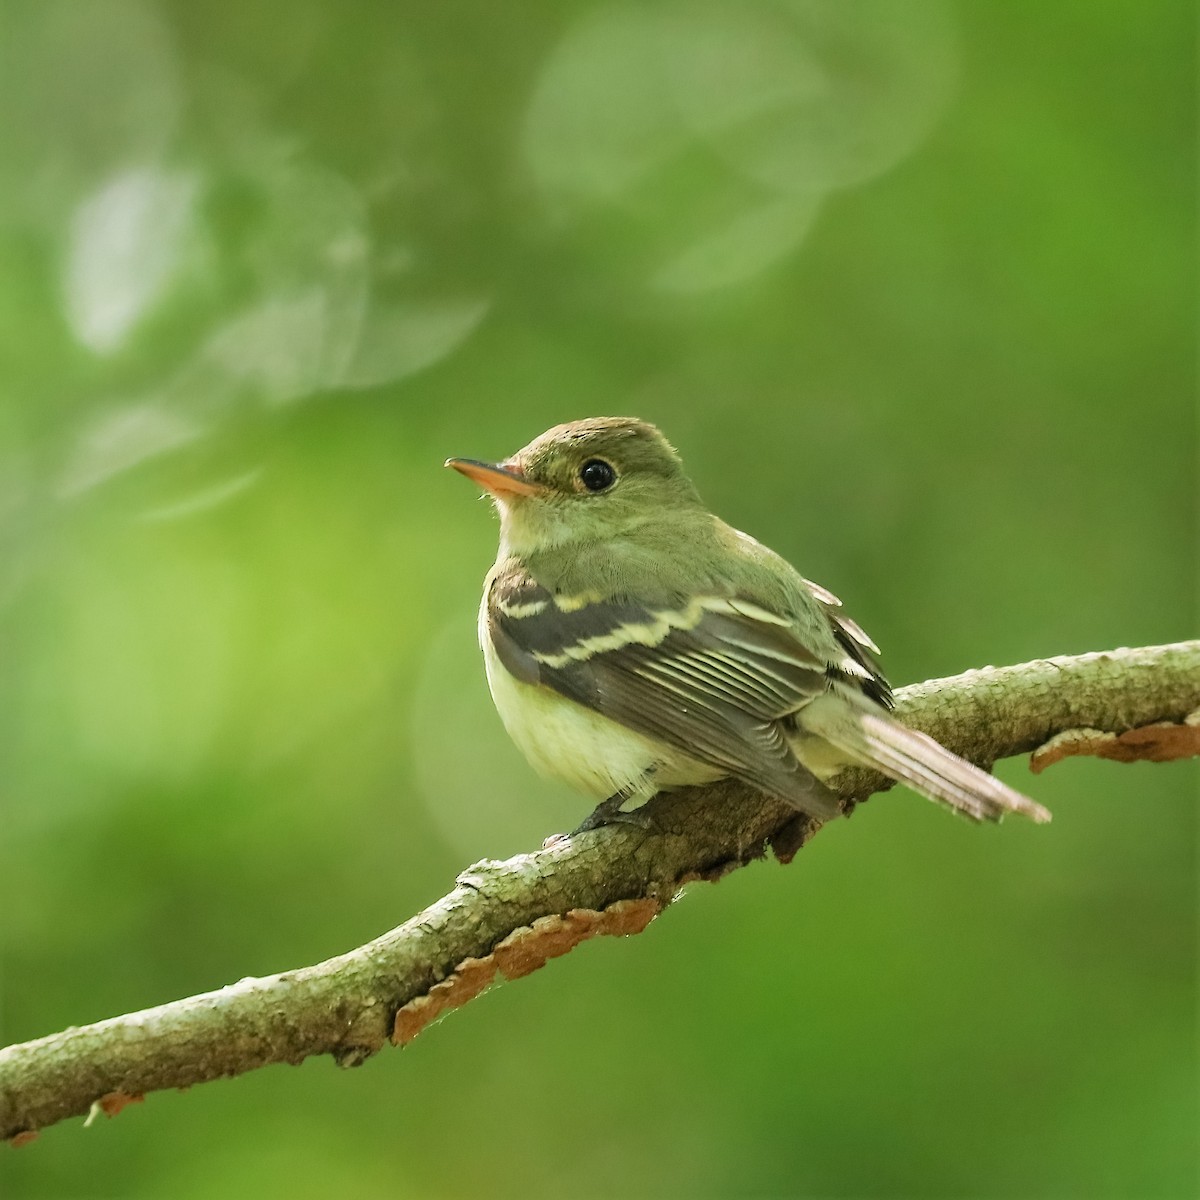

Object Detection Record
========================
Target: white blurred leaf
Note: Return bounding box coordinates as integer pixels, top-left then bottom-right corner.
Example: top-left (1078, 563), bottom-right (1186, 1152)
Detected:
top-left (59, 404), bottom-right (206, 497)
top-left (202, 289), bottom-right (329, 407)
top-left (238, 161), bottom-right (371, 388)
top-left (662, 0), bottom-right (957, 194)
top-left (523, 5), bottom-right (683, 203)
top-left (338, 297), bottom-right (490, 389)
top-left (652, 195), bottom-right (821, 294)
top-left (136, 470), bottom-right (264, 523)
top-left (187, 160), bottom-right (373, 404)
top-left (64, 167), bottom-right (198, 354)
top-left (524, 0), bottom-right (956, 204)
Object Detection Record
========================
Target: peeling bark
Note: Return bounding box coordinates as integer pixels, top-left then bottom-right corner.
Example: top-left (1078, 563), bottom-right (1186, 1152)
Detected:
top-left (1031, 711), bottom-right (1200, 771)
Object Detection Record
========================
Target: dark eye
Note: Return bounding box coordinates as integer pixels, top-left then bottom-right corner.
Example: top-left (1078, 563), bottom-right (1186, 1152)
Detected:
top-left (579, 458), bottom-right (617, 492)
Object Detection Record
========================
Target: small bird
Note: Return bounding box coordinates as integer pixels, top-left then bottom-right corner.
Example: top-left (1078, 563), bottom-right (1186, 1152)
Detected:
top-left (448, 418), bottom-right (1050, 831)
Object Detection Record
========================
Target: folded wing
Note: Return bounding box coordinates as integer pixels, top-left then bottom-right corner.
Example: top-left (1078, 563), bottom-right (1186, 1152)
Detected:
top-left (487, 569), bottom-right (852, 817)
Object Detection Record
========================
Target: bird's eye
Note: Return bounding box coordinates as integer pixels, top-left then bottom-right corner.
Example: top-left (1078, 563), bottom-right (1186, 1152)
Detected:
top-left (578, 458), bottom-right (617, 492)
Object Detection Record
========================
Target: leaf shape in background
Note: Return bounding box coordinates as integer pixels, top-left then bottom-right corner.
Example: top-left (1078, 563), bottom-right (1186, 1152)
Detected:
top-left (522, 0), bottom-right (956, 296)
top-left (202, 288), bottom-right (330, 407)
top-left (58, 403), bottom-right (207, 498)
top-left (522, 4), bottom-right (685, 205)
top-left (64, 167), bottom-right (200, 354)
top-left (337, 296), bottom-right (490, 390)
top-left (661, 0), bottom-right (958, 195)
top-left (135, 469), bottom-right (265, 524)
top-left (652, 194), bottom-right (822, 294)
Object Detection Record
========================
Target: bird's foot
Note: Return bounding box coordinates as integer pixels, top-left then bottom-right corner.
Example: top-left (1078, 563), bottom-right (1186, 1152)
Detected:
top-left (571, 792), bottom-right (656, 836)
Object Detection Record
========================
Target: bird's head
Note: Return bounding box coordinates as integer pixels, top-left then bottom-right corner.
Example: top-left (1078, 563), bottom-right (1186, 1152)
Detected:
top-left (447, 417), bottom-right (703, 556)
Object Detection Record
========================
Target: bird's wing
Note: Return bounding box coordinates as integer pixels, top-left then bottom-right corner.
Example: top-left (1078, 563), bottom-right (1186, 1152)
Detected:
top-left (486, 566), bottom-right (873, 817)
top-left (797, 575), bottom-right (893, 709)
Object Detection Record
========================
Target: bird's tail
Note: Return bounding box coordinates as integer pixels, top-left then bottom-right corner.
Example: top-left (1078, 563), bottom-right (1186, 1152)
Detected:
top-left (799, 698), bottom-right (1052, 824)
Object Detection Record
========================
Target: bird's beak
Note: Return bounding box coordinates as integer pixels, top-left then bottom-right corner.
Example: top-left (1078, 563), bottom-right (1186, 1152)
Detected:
top-left (445, 457), bottom-right (544, 498)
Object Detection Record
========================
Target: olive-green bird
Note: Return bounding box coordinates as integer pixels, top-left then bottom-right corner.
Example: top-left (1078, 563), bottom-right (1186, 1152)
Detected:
top-left (448, 417), bottom-right (1050, 831)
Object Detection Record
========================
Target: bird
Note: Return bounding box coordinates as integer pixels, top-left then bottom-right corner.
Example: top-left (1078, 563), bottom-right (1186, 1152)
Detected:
top-left (447, 417), bottom-right (1051, 832)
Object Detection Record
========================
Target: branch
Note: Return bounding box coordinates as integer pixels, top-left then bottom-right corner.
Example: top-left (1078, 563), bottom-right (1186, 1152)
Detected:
top-left (3, 642), bottom-right (1197, 1144)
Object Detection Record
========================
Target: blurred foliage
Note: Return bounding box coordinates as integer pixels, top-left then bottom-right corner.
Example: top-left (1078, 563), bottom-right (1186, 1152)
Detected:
top-left (0, 1), bottom-right (1194, 1197)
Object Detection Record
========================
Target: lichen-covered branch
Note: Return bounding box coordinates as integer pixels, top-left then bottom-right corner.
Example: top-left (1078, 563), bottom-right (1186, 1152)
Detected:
top-left (2, 641), bottom-right (1197, 1144)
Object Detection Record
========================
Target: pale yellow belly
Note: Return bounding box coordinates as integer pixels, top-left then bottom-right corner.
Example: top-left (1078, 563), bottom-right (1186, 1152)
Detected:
top-left (482, 633), bottom-right (723, 802)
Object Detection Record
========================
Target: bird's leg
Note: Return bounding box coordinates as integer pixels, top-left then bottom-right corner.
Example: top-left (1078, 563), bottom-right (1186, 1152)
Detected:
top-left (571, 769), bottom-right (658, 835)
top-left (572, 792), bottom-right (649, 834)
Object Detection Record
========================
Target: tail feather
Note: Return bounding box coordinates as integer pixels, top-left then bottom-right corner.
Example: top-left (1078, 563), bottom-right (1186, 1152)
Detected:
top-left (799, 701), bottom-right (1051, 824)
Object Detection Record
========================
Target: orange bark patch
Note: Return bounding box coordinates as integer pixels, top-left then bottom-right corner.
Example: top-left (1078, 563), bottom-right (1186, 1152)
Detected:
top-left (391, 897), bottom-right (660, 1046)
top-left (493, 898), bottom-right (660, 980)
top-left (97, 1091), bottom-right (144, 1118)
top-left (392, 956), bottom-right (498, 1046)
top-left (1031, 715), bottom-right (1200, 774)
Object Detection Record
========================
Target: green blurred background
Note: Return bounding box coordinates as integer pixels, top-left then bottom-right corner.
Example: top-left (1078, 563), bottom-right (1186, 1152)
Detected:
top-left (0, 1), bottom-right (1194, 1196)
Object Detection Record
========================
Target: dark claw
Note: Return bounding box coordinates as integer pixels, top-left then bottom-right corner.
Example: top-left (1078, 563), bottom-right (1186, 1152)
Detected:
top-left (571, 792), bottom-right (656, 836)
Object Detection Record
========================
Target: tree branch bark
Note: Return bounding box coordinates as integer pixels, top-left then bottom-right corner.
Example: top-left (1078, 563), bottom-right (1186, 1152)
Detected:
top-left (3, 641), bottom-right (1197, 1144)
